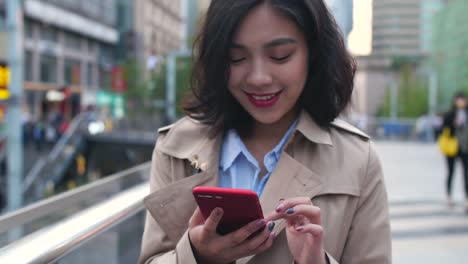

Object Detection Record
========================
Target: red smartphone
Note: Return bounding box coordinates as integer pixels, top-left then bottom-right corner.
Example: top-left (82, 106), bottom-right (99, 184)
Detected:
top-left (192, 186), bottom-right (264, 235)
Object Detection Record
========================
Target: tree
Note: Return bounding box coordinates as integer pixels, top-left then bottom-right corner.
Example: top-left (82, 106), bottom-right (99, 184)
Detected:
top-left (378, 62), bottom-right (429, 118)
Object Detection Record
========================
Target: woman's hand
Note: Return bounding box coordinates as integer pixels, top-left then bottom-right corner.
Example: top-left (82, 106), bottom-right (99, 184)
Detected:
top-left (267, 197), bottom-right (327, 264)
top-left (188, 207), bottom-right (276, 264)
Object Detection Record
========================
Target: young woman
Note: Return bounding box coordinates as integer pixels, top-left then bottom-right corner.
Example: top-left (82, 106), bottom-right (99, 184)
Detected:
top-left (139, 0), bottom-right (391, 263)
top-left (442, 92), bottom-right (468, 209)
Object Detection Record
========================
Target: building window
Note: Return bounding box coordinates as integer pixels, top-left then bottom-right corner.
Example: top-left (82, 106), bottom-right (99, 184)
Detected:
top-left (24, 50), bottom-right (34, 81)
top-left (40, 54), bottom-right (57, 83)
top-left (87, 62), bottom-right (93, 87)
top-left (87, 39), bottom-right (94, 53)
top-left (99, 66), bottom-right (111, 90)
top-left (65, 32), bottom-right (82, 50)
top-left (24, 20), bottom-right (34, 39)
top-left (41, 26), bottom-right (58, 43)
top-left (64, 58), bottom-right (81, 86)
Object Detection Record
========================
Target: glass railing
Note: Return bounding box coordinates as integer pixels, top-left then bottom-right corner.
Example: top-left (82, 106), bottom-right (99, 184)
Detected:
top-left (0, 182), bottom-right (148, 263)
top-left (53, 210), bottom-right (146, 264)
top-left (0, 162), bottom-right (150, 249)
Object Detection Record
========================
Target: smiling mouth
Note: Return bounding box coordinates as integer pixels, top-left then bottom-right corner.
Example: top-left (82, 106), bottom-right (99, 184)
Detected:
top-left (244, 90), bottom-right (282, 108)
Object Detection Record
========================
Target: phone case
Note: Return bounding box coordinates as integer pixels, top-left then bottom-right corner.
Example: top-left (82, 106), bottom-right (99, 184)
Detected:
top-left (192, 186), bottom-right (264, 235)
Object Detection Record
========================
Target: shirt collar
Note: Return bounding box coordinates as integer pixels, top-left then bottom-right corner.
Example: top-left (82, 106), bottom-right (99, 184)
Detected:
top-left (220, 129), bottom-right (244, 172)
top-left (157, 110), bottom-right (333, 166)
top-left (270, 118), bottom-right (299, 160)
top-left (220, 118), bottom-right (300, 172)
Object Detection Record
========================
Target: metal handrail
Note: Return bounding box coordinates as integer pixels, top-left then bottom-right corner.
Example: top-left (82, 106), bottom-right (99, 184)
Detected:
top-left (0, 162), bottom-right (150, 234)
top-left (0, 182), bottom-right (149, 264)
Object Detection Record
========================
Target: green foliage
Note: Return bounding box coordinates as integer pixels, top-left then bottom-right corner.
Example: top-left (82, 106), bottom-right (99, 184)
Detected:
top-left (121, 56), bottom-right (193, 118)
top-left (378, 63), bottom-right (429, 118)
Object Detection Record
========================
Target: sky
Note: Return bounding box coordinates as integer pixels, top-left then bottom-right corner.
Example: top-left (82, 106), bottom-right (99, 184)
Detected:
top-left (348, 0), bottom-right (372, 56)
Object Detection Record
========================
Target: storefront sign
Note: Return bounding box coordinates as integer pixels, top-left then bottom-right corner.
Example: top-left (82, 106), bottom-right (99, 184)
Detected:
top-left (0, 64), bottom-right (10, 100)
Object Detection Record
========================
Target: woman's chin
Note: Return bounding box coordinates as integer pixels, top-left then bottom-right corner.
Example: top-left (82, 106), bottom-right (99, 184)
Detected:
top-left (249, 112), bottom-right (283, 126)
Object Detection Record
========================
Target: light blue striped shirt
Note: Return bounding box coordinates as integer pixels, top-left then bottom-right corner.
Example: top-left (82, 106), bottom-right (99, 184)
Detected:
top-left (219, 119), bottom-right (299, 196)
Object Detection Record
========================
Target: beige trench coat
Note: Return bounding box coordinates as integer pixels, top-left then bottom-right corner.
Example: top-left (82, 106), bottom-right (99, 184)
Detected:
top-left (139, 111), bottom-right (392, 264)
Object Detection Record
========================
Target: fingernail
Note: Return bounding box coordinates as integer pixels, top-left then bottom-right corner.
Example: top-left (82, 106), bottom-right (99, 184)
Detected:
top-left (296, 226), bottom-right (303, 232)
top-left (256, 219), bottom-right (266, 228)
top-left (268, 221), bottom-right (275, 231)
top-left (286, 208), bottom-right (294, 215)
top-left (270, 232), bottom-right (276, 240)
top-left (279, 198), bottom-right (285, 202)
top-left (275, 204), bottom-right (284, 212)
top-left (214, 208), bottom-right (223, 217)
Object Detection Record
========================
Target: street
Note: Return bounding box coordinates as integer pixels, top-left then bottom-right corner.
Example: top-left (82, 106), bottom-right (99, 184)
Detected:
top-left (376, 141), bottom-right (468, 263)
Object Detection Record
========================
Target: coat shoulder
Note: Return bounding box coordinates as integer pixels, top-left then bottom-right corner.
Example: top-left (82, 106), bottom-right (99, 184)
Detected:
top-left (330, 119), bottom-right (370, 141)
top-left (154, 116), bottom-right (212, 159)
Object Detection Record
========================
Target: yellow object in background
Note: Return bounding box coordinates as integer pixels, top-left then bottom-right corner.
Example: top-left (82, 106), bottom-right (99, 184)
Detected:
top-left (76, 154), bottom-right (86, 176)
top-left (0, 65), bottom-right (10, 100)
top-left (438, 128), bottom-right (458, 157)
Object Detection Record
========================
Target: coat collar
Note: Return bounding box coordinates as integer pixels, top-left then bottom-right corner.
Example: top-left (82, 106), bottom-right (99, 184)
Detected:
top-left (157, 110), bottom-right (333, 163)
top-left (296, 110), bottom-right (333, 146)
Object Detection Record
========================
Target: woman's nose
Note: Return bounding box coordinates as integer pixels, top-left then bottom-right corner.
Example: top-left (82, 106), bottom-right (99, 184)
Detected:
top-left (245, 60), bottom-right (273, 87)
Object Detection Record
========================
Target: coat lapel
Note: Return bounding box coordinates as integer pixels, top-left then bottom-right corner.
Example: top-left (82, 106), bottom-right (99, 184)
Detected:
top-left (144, 129), bottom-right (222, 244)
top-left (144, 170), bottom-right (217, 244)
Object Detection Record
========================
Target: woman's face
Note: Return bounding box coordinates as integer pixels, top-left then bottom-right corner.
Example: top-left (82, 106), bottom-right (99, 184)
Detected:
top-left (228, 3), bottom-right (309, 126)
top-left (455, 97), bottom-right (467, 109)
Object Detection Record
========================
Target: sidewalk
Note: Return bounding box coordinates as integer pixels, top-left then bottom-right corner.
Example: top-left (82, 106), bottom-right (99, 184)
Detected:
top-left (375, 141), bottom-right (468, 263)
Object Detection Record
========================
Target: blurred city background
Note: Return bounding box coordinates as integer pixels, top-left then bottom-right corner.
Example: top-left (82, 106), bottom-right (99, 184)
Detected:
top-left (0, 0), bottom-right (467, 263)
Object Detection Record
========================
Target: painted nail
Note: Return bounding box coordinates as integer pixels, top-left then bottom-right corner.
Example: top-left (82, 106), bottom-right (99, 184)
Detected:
top-left (214, 208), bottom-right (223, 217)
top-left (268, 221), bottom-right (276, 231)
top-left (275, 204), bottom-right (284, 212)
top-left (256, 219), bottom-right (266, 228)
top-left (286, 208), bottom-right (295, 215)
top-left (270, 232), bottom-right (276, 240)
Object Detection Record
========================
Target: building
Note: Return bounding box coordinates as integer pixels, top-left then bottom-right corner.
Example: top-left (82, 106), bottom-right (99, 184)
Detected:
top-left (0, 0), bottom-right (119, 119)
top-left (116, 0), bottom-right (184, 73)
top-left (431, 0), bottom-right (468, 108)
top-left (372, 0), bottom-right (445, 58)
top-left (352, 55), bottom-right (395, 115)
top-left (348, 0), bottom-right (447, 119)
top-left (372, 0), bottom-right (423, 57)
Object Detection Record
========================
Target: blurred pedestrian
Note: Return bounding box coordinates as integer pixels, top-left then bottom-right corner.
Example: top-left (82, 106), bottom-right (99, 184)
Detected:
top-left (139, 1), bottom-right (391, 264)
top-left (33, 119), bottom-right (44, 151)
top-left (441, 92), bottom-right (468, 209)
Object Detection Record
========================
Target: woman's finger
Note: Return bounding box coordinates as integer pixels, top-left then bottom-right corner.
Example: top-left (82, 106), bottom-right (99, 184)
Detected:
top-left (251, 231), bottom-right (276, 255)
top-left (231, 221), bottom-right (274, 256)
top-left (221, 218), bottom-right (266, 247)
top-left (189, 207), bottom-right (205, 228)
top-left (201, 207), bottom-right (224, 237)
top-left (283, 204), bottom-right (321, 225)
top-left (275, 197), bottom-right (313, 213)
top-left (295, 223), bottom-right (324, 238)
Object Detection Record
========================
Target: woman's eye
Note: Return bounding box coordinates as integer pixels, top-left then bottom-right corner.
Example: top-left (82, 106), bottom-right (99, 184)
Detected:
top-left (230, 57), bottom-right (245, 64)
top-left (271, 54), bottom-right (291, 62)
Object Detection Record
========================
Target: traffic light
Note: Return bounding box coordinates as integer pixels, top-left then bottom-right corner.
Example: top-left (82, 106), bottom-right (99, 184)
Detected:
top-left (0, 63), bottom-right (9, 100)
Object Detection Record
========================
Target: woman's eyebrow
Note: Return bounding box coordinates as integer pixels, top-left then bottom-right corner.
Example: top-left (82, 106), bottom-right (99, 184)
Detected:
top-left (264, 38), bottom-right (298, 48)
top-left (229, 38), bottom-right (298, 49)
top-left (229, 42), bottom-right (244, 49)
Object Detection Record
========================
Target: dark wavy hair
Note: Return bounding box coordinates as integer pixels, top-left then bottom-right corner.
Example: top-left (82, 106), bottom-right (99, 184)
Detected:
top-left (183, 0), bottom-right (356, 136)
